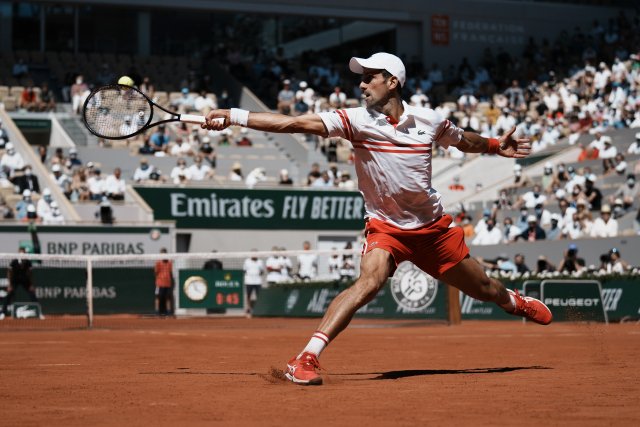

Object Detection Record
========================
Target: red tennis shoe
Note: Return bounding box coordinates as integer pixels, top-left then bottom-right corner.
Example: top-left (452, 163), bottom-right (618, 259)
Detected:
top-left (285, 352), bottom-right (323, 385)
top-left (507, 289), bottom-right (553, 325)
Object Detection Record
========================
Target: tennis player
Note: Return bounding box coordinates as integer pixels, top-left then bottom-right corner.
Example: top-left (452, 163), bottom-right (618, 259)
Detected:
top-left (203, 52), bottom-right (553, 386)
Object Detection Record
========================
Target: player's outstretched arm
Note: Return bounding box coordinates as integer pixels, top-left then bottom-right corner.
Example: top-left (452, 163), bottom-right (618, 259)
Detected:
top-left (202, 109), bottom-right (329, 137)
top-left (454, 126), bottom-right (531, 158)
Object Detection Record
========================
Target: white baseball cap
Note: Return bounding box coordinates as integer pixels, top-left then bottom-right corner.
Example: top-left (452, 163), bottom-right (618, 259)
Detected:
top-left (349, 52), bottom-right (406, 87)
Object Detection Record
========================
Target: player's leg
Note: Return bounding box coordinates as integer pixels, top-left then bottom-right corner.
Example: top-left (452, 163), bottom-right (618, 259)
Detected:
top-left (285, 248), bottom-right (394, 385)
top-left (317, 248), bottom-right (393, 338)
top-left (154, 286), bottom-right (160, 316)
top-left (439, 256), bottom-right (511, 305)
top-left (440, 255), bottom-right (552, 325)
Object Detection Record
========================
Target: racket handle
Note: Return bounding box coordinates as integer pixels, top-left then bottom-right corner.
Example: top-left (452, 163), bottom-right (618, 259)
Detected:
top-left (179, 114), bottom-right (225, 125)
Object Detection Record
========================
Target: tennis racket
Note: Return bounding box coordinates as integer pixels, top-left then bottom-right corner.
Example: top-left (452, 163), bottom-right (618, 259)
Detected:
top-left (82, 84), bottom-right (223, 140)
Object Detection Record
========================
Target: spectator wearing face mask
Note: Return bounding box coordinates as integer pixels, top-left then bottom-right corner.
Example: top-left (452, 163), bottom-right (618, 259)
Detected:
top-left (612, 175), bottom-right (638, 211)
top-left (472, 217), bottom-right (502, 246)
top-left (11, 164), bottom-right (40, 194)
top-left (170, 158), bottom-right (192, 184)
top-left (1, 143), bottom-right (25, 177)
top-left (133, 158), bottom-right (154, 182)
top-left (516, 215), bottom-right (546, 241)
top-left (584, 174), bottom-right (602, 211)
top-left (36, 188), bottom-right (53, 219)
top-left (15, 189), bottom-right (34, 220)
top-left (517, 184), bottom-right (547, 209)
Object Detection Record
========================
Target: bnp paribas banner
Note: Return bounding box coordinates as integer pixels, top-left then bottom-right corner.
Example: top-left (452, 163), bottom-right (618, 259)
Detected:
top-left (134, 187), bottom-right (365, 230)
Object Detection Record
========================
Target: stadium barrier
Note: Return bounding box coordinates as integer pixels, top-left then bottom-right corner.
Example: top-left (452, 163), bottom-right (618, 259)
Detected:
top-left (1, 251), bottom-right (638, 330)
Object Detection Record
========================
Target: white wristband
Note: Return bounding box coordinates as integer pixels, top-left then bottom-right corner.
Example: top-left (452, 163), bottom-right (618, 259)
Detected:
top-left (230, 108), bottom-right (249, 127)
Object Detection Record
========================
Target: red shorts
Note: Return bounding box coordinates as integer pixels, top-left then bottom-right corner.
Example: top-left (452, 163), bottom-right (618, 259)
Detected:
top-left (362, 214), bottom-right (469, 278)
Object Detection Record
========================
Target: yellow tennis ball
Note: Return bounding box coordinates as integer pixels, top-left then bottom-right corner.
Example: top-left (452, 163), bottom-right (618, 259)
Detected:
top-left (118, 76), bottom-right (135, 87)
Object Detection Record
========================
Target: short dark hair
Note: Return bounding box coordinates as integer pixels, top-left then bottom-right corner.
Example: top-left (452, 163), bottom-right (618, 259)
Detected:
top-left (381, 70), bottom-right (402, 94)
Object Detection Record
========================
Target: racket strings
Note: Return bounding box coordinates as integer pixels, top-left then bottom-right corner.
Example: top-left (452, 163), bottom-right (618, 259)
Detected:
top-left (83, 86), bottom-right (152, 138)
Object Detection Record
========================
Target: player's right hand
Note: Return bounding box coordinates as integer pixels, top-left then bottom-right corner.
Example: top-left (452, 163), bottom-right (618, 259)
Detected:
top-left (202, 109), bottom-right (230, 130)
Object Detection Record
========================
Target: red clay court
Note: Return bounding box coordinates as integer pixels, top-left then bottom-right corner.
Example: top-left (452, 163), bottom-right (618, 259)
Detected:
top-left (2, 318), bottom-right (639, 426)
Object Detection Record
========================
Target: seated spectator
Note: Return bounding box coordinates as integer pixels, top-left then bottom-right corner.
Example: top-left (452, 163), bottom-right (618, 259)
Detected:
top-left (293, 95), bottom-right (309, 116)
top-left (628, 133), bottom-right (640, 155)
top-left (43, 201), bottom-right (65, 225)
top-left (245, 167), bottom-right (266, 189)
top-left (19, 86), bottom-right (38, 111)
top-left (21, 204), bottom-right (39, 223)
top-left (105, 167), bottom-right (126, 200)
top-left (590, 204), bottom-right (618, 237)
top-left (172, 88), bottom-right (196, 114)
top-left (279, 169), bottom-right (293, 185)
top-left (70, 168), bottom-right (90, 202)
top-left (194, 90), bottom-right (216, 115)
top-left (170, 137), bottom-right (194, 157)
top-left (533, 203), bottom-right (552, 227)
top-left (133, 158), bottom-right (154, 182)
top-left (120, 115), bottom-right (138, 137)
top-left (584, 174), bottom-right (602, 211)
top-left (338, 172), bottom-right (355, 190)
top-left (150, 126), bottom-right (170, 152)
top-left (502, 217), bottom-right (520, 243)
top-left (514, 253), bottom-right (530, 274)
top-left (329, 86), bottom-right (347, 109)
top-left (410, 87), bottom-right (429, 107)
top-left (218, 131), bottom-right (232, 146)
top-left (457, 91), bottom-right (478, 113)
top-left (199, 136), bottom-right (217, 168)
top-left (535, 255), bottom-right (556, 274)
top-left (606, 248), bottom-right (630, 274)
top-left (170, 158), bottom-right (192, 184)
top-left (311, 171), bottom-right (333, 188)
top-left (516, 215), bottom-right (546, 241)
top-left (599, 139), bottom-right (618, 173)
top-left (68, 148), bottom-right (82, 168)
top-left (50, 164), bottom-right (72, 198)
top-left (612, 153), bottom-right (627, 176)
top-left (612, 198), bottom-right (625, 219)
top-left (277, 80), bottom-right (295, 115)
top-left (11, 164), bottom-right (40, 194)
top-left (306, 162), bottom-right (322, 186)
top-left (15, 189), bottom-right (34, 220)
top-left (229, 162), bottom-right (243, 181)
top-left (472, 217), bottom-right (502, 246)
top-left (12, 57), bottom-right (28, 79)
top-left (0, 119), bottom-right (9, 148)
top-left (36, 188), bottom-right (53, 219)
top-left (546, 214), bottom-right (562, 240)
top-left (70, 75), bottom-right (89, 115)
top-left (517, 184), bottom-right (547, 209)
top-left (612, 175), bottom-right (638, 210)
top-left (557, 243), bottom-right (586, 274)
top-left (0, 195), bottom-right (15, 219)
top-left (1, 143), bottom-right (25, 177)
top-left (36, 82), bottom-right (56, 112)
top-left (189, 155), bottom-right (214, 181)
top-left (235, 129), bottom-right (252, 146)
top-left (88, 169), bottom-right (107, 201)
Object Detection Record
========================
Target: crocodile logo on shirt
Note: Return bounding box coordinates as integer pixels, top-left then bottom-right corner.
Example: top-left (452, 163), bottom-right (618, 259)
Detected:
top-left (417, 130), bottom-right (426, 135)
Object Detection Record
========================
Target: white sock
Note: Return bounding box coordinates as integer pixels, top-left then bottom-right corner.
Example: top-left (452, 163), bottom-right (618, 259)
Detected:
top-left (298, 331), bottom-right (330, 358)
top-left (499, 290), bottom-right (517, 312)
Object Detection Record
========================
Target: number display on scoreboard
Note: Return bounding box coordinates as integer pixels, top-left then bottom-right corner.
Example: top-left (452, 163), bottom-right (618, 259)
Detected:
top-left (179, 269), bottom-right (244, 310)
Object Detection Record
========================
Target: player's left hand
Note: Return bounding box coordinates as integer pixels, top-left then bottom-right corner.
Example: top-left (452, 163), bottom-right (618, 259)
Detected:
top-left (498, 127), bottom-right (531, 158)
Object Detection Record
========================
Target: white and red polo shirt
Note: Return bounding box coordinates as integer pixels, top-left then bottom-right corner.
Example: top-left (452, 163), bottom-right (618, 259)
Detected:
top-left (318, 102), bottom-right (462, 229)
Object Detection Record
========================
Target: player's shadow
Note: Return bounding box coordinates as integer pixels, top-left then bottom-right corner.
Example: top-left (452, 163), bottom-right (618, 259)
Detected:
top-left (369, 366), bottom-right (550, 380)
